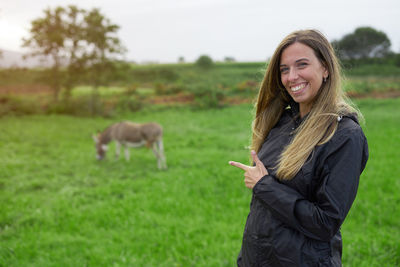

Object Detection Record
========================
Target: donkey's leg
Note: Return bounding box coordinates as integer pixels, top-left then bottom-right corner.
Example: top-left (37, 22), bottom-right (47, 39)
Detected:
top-left (157, 139), bottom-right (167, 169)
top-left (115, 141), bottom-right (121, 160)
top-left (124, 145), bottom-right (130, 161)
top-left (151, 142), bottom-right (161, 169)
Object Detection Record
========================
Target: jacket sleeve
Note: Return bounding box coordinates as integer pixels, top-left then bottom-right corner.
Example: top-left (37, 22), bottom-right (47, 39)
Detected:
top-left (252, 127), bottom-right (368, 242)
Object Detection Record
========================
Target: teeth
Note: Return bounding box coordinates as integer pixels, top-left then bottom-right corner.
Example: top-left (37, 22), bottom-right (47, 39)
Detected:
top-left (291, 83), bottom-right (305, 92)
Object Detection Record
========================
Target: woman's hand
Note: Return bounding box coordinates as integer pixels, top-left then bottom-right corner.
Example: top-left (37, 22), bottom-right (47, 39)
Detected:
top-left (229, 150), bottom-right (269, 189)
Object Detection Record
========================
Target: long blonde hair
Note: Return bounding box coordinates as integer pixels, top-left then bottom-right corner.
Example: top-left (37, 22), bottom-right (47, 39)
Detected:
top-left (252, 29), bottom-right (358, 180)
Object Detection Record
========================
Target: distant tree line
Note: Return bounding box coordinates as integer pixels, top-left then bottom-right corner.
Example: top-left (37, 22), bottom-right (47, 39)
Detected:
top-left (192, 27), bottom-right (399, 70)
top-left (17, 10), bottom-right (400, 105)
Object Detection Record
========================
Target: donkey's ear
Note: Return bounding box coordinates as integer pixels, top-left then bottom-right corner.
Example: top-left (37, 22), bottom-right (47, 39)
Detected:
top-left (92, 134), bottom-right (99, 143)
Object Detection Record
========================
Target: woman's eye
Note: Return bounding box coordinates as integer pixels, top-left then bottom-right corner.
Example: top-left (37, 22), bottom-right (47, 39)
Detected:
top-left (298, 62), bottom-right (308, 68)
top-left (280, 68), bottom-right (289, 74)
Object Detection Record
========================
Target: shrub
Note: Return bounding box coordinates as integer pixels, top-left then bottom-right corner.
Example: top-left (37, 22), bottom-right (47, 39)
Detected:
top-left (195, 55), bottom-right (214, 69)
top-left (130, 68), bottom-right (179, 82)
top-left (45, 97), bottom-right (107, 117)
top-left (235, 80), bottom-right (259, 93)
top-left (188, 82), bottom-right (225, 109)
top-left (154, 82), bottom-right (186, 95)
top-left (394, 53), bottom-right (400, 68)
top-left (0, 96), bottom-right (42, 117)
top-left (154, 82), bottom-right (168, 95)
top-left (115, 95), bottom-right (145, 112)
top-left (125, 84), bottom-right (139, 95)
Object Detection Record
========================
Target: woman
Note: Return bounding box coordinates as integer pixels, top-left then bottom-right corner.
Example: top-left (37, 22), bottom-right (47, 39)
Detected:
top-left (229, 29), bottom-right (369, 266)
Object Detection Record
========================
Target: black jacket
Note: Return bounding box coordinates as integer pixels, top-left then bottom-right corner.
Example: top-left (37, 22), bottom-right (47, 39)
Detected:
top-left (237, 106), bottom-right (369, 267)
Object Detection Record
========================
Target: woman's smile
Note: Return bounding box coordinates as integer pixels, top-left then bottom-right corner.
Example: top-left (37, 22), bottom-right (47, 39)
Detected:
top-left (290, 82), bottom-right (307, 93)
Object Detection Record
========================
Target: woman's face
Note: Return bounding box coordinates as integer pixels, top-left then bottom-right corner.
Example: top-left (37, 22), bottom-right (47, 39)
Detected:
top-left (279, 42), bottom-right (328, 116)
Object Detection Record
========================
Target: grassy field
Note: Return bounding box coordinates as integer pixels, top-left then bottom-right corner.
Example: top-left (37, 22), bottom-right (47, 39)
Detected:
top-left (1, 98), bottom-right (399, 266)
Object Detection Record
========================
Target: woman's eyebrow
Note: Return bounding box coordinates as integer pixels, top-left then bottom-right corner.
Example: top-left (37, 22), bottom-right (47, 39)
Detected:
top-left (295, 58), bottom-right (309, 63)
top-left (280, 58), bottom-right (310, 67)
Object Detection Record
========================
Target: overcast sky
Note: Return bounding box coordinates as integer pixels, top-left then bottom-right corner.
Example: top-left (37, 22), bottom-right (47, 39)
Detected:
top-left (1, 0), bottom-right (399, 63)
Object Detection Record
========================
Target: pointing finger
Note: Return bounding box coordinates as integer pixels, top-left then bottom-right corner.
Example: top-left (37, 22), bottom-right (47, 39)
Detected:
top-left (229, 161), bottom-right (250, 171)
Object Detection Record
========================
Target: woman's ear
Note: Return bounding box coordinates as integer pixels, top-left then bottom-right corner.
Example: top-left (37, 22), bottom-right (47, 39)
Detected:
top-left (323, 67), bottom-right (329, 79)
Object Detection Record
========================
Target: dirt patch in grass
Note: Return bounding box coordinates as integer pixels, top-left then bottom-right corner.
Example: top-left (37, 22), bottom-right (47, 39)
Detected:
top-left (0, 84), bottom-right (52, 95)
top-left (224, 96), bottom-right (253, 105)
top-left (149, 93), bottom-right (194, 105)
top-left (346, 89), bottom-right (400, 99)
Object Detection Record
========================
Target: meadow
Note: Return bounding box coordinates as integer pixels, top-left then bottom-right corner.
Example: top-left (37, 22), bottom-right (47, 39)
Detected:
top-left (1, 97), bottom-right (399, 266)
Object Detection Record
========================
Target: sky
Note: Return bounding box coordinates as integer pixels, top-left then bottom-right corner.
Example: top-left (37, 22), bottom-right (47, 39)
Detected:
top-left (1, 0), bottom-right (399, 63)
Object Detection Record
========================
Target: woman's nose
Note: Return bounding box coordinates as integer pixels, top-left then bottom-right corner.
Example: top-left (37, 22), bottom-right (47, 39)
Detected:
top-left (288, 68), bottom-right (298, 81)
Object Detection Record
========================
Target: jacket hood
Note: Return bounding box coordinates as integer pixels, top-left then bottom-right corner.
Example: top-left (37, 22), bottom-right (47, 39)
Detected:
top-left (287, 99), bottom-right (360, 125)
top-left (341, 112), bottom-right (360, 124)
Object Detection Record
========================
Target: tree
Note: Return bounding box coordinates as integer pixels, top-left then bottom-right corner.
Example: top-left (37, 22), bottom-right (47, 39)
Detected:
top-left (22, 6), bottom-right (125, 102)
top-left (224, 56), bottom-right (235, 63)
top-left (195, 55), bottom-right (214, 69)
top-left (62, 6), bottom-right (87, 99)
top-left (83, 8), bottom-right (126, 90)
top-left (81, 8), bottom-right (127, 114)
top-left (23, 7), bottom-right (66, 101)
top-left (332, 26), bottom-right (391, 60)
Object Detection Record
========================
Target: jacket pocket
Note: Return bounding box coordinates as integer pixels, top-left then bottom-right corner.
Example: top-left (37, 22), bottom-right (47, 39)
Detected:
top-left (244, 234), bottom-right (282, 267)
top-left (301, 239), bottom-right (331, 267)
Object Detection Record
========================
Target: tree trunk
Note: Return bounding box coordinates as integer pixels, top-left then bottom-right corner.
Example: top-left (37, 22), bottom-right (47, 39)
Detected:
top-left (51, 55), bottom-right (62, 102)
top-left (90, 85), bottom-right (100, 116)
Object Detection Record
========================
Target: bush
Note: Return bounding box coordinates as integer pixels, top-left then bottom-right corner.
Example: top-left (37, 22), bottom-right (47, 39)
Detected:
top-left (129, 67), bottom-right (179, 83)
top-left (195, 55), bottom-right (214, 69)
top-left (0, 96), bottom-right (42, 117)
top-left (115, 95), bottom-right (145, 112)
top-left (154, 82), bottom-right (186, 95)
top-left (0, 95), bottom-right (113, 117)
top-left (188, 82), bottom-right (225, 109)
top-left (44, 97), bottom-right (110, 117)
top-left (394, 53), bottom-right (400, 68)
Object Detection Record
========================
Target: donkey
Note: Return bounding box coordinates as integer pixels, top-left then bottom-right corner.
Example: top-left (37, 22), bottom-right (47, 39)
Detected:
top-left (92, 121), bottom-right (167, 170)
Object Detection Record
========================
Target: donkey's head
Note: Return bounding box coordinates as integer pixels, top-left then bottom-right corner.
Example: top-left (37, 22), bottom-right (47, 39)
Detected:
top-left (92, 133), bottom-right (108, 160)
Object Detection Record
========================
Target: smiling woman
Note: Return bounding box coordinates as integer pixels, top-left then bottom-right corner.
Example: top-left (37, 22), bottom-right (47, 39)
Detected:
top-left (279, 42), bottom-right (329, 117)
top-left (229, 29), bottom-right (369, 266)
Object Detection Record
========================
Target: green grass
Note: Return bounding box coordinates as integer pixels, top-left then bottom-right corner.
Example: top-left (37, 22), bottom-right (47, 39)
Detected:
top-left (1, 98), bottom-right (399, 266)
top-left (343, 76), bottom-right (400, 93)
top-left (0, 105), bottom-right (254, 266)
top-left (344, 63), bottom-right (400, 77)
top-left (72, 86), bottom-right (126, 96)
top-left (341, 98), bottom-right (400, 266)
